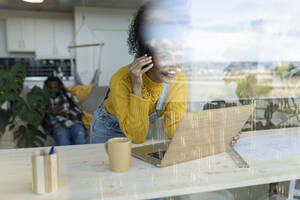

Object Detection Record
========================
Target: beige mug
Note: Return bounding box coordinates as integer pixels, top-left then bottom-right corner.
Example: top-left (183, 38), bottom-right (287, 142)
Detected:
top-left (105, 137), bottom-right (132, 172)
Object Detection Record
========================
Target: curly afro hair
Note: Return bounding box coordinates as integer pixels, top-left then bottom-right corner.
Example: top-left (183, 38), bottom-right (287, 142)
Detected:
top-left (127, 1), bottom-right (154, 57)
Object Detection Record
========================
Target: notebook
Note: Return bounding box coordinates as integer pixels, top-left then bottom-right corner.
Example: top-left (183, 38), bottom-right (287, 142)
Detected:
top-left (132, 104), bottom-right (255, 167)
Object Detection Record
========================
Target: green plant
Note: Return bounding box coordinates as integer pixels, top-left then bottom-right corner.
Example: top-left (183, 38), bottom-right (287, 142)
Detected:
top-left (272, 61), bottom-right (294, 88)
top-left (0, 64), bottom-right (50, 148)
top-left (224, 62), bottom-right (300, 131)
top-left (271, 62), bottom-right (300, 128)
top-left (235, 74), bottom-right (272, 99)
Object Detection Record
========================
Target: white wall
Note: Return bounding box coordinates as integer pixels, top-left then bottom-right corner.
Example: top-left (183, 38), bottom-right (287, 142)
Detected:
top-left (74, 7), bottom-right (135, 86)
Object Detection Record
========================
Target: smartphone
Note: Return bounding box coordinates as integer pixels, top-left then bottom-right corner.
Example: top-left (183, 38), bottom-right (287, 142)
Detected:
top-left (138, 51), bottom-right (153, 69)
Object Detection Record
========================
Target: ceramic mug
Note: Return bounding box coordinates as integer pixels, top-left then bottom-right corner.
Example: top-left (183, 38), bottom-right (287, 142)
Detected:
top-left (105, 137), bottom-right (131, 172)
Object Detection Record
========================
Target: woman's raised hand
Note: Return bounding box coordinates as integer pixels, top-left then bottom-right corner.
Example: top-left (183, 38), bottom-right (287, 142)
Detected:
top-left (129, 55), bottom-right (153, 97)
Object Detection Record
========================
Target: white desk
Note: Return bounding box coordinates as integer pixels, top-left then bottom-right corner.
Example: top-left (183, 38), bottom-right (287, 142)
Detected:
top-left (1, 128), bottom-right (300, 200)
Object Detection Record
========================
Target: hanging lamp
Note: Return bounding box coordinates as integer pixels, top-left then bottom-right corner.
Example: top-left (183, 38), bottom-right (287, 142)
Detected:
top-left (23, 0), bottom-right (44, 3)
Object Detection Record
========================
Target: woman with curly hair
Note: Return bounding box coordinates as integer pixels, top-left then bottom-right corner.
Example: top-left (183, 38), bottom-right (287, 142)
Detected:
top-left (90, 0), bottom-right (188, 144)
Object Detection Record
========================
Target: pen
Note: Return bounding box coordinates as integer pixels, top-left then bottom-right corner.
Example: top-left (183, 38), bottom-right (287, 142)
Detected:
top-left (49, 146), bottom-right (55, 155)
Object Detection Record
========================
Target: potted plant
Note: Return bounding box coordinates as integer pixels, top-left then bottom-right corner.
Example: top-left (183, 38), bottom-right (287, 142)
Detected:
top-left (0, 64), bottom-right (50, 148)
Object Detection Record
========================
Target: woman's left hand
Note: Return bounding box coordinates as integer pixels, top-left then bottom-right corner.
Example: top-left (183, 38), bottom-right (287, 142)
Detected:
top-left (230, 131), bottom-right (242, 147)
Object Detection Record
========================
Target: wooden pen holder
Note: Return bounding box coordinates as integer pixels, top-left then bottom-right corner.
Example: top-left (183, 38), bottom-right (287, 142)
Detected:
top-left (31, 150), bottom-right (61, 194)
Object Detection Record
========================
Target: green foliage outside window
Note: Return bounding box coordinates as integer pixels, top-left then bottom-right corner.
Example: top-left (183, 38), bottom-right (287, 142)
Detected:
top-left (224, 62), bottom-right (300, 131)
top-left (235, 74), bottom-right (272, 99)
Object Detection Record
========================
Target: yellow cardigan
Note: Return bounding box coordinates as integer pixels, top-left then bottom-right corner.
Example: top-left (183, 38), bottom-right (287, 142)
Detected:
top-left (104, 66), bottom-right (187, 144)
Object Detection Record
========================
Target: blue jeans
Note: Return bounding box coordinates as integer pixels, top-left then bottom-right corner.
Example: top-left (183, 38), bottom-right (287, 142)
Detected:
top-left (52, 124), bottom-right (86, 145)
top-left (90, 103), bottom-right (153, 143)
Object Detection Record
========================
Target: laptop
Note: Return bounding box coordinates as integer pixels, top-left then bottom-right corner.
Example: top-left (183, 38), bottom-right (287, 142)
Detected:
top-left (132, 104), bottom-right (255, 167)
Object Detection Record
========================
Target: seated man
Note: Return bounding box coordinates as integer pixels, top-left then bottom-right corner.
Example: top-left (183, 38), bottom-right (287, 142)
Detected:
top-left (42, 76), bottom-right (86, 146)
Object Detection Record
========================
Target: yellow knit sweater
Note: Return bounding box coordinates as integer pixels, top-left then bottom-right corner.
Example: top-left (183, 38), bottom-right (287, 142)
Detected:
top-left (104, 66), bottom-right (187, 144)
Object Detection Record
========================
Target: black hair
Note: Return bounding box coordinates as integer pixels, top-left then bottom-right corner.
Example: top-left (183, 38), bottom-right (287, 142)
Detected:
top-left (44, 76), bottom-right (78, 110)
top-left (127, 0), bottom-right (157, 57)
top-left (44, 76), bottom-right (65, 91)
top-left (128, 0), bottom-right (187, 58)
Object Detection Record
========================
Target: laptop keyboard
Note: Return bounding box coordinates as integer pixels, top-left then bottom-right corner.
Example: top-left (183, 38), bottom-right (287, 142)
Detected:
top-left (148, 150), bottom-right (166, 160)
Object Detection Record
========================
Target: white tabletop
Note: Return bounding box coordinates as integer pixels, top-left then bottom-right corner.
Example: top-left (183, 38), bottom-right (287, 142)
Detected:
top-left (1, 127), bottom-right (300, 200)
